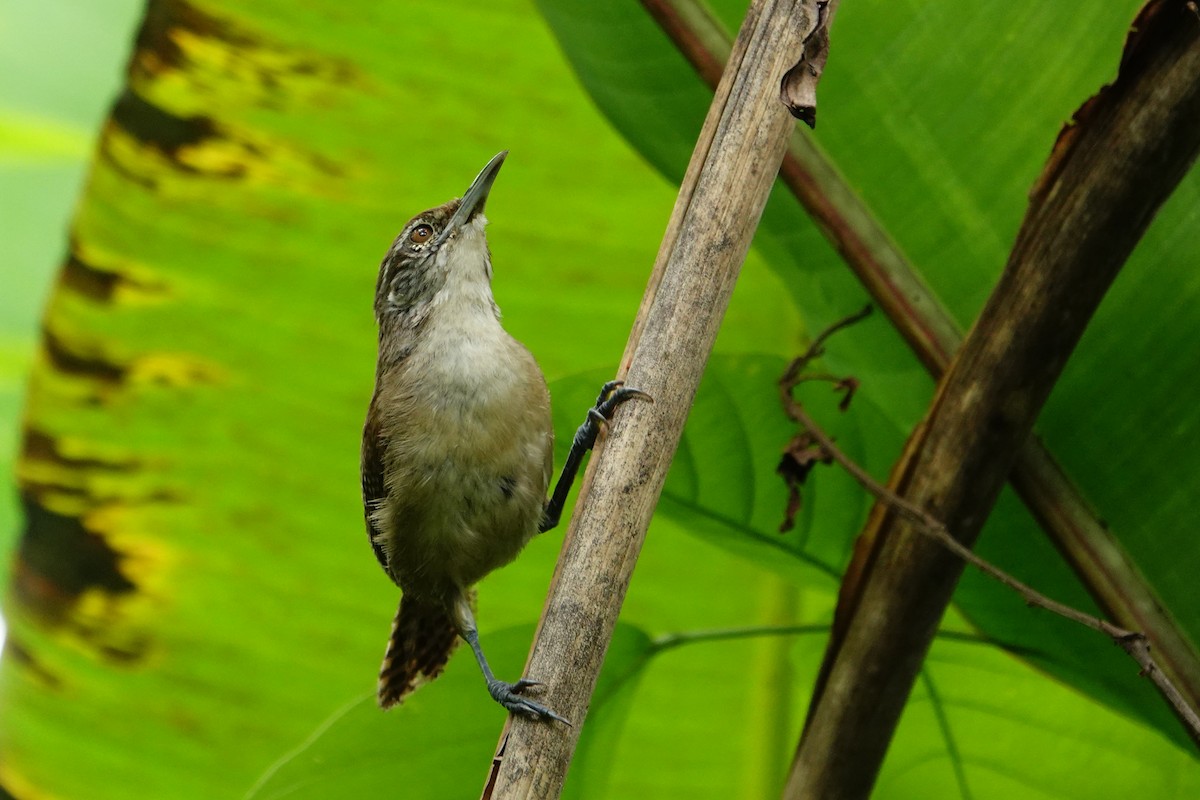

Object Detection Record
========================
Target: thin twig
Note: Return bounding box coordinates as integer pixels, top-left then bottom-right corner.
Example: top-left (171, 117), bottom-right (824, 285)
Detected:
top-left (778, 315), bottom-right (1200, 741)
top-left (781, 303), bottom-right (871, 384)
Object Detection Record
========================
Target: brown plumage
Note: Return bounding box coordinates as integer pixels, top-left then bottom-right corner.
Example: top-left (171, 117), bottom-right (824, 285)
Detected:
top-left (361, 152), bottom-right (644, 722)
top-left (376, 593), bottom-right (465, 708)
top-left (361, 152), bottom-right (559, 719)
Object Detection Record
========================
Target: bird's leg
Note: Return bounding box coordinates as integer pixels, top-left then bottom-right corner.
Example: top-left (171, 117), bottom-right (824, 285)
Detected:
top-left (540, 380), bottom-right (651, 533)
top-left (455, 596), bottom-right (570, 724)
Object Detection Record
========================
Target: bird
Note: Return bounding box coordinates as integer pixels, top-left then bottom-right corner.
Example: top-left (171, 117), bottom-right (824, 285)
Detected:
top-left (361, 151), bottom-right (646, 722)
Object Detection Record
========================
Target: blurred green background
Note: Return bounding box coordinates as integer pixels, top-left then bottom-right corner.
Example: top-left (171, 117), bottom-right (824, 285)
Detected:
top-left (2, 1), bottom-right (1199, 798)
top-left (0, 0), bottom-right (145, 623)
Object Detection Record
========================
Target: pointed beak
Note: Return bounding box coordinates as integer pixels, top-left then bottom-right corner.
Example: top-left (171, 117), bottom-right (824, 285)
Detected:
top-left (435, 150), bottom-right (507, 246)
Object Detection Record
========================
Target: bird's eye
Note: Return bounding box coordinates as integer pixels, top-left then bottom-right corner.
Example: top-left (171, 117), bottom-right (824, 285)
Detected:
top-left (410, 224), bottom-right (433, 244)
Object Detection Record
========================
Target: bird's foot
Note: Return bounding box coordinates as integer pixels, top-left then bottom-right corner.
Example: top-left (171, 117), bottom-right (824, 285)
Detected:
top-left (574, 381), bottom-right (653, 450)
top-left (488, 678), bottom-right (571, 725)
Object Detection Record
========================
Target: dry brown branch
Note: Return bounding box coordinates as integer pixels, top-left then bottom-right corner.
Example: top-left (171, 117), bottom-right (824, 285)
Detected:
top-left (481, 1), bottom-right (821, 796)
top-left (786, 3), bottom-right (1200, 796)
top-left (777, 327), bottom-right (1200, 742)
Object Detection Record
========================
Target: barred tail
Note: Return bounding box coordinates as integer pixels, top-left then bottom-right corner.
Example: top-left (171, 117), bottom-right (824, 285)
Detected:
top-left (377, 594), bottom-right (461, 709)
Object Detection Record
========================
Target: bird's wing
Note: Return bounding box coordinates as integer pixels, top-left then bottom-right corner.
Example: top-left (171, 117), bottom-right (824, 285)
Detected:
top-left (360, 411), bottom-right (389, 571)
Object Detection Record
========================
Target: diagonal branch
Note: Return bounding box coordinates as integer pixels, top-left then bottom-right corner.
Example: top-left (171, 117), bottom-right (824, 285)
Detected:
top-left (481, 1), bottom-right (822, 796)
top-left (641, 0), bottom-right (959, 368)
top-left (641, 0), bottom-right (1200, 730)
top-left (778, 341), bottom-right (1200, 741)
top-left (786, 2), bottom-right (1200, 796)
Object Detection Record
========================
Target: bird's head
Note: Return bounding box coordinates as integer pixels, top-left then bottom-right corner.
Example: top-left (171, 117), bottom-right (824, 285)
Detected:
top-left (374, 150), bottom-right (507, 323)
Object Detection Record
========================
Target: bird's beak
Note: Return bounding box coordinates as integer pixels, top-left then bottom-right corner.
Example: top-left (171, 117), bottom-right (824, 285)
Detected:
top-left (436, 150), bottom-right (507, 247)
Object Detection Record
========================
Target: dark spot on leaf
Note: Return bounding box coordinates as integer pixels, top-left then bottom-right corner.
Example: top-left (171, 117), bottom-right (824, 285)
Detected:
top-left (60, 241), bottom-right (169, 304)
top-left (41, 328), bottom-right (126, 386)
top-left (110, 89), bottom-right (219, 166)
top-left (13, 493), bottom-right (136, 622)
top-left (22, 429), bottom-right (139, 473)
top-left (62, 251), bottom-right (121, 303)
top-left (133, 0), bottom-right (249, 75)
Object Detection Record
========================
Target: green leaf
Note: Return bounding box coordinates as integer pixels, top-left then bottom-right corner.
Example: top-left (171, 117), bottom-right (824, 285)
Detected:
top-left (4, 0), bottom-right (1200, 797)
top-left (244, 626), bottom-right (542, 800)
top-left (0, 0), bottom-right (146, 561)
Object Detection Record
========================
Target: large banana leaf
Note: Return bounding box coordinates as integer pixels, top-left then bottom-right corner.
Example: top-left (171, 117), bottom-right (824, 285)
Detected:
top-left (0, 0), bottom-right (145, 564)
top-left (2, 1), bottom-right (1198, 798)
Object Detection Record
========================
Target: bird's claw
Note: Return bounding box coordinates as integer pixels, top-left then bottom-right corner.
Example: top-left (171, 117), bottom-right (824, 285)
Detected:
top-left (594, 380), bottom-right (653, 418)
top-left (488, 678), bottom-right (571, 725)
top-left (574, 381), bottom-right (652, 450)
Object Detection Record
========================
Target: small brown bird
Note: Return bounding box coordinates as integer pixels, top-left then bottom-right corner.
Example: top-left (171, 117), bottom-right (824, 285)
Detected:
top-left (361, 151), bottom-right (644, 722)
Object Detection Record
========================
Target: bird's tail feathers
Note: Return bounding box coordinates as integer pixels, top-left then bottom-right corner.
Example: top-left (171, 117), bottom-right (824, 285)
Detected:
top-left (377, 592), bottom-right (467, 709)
